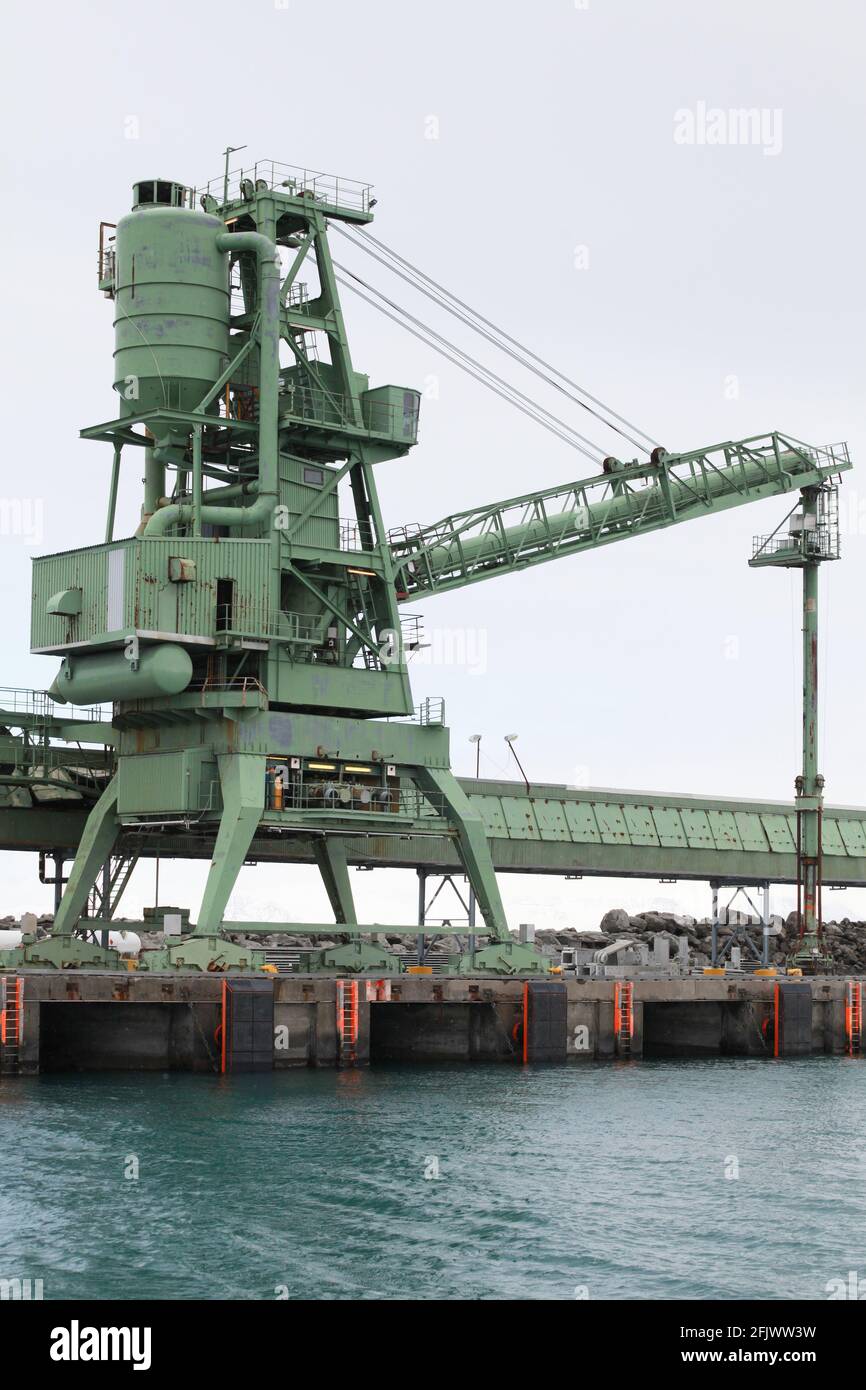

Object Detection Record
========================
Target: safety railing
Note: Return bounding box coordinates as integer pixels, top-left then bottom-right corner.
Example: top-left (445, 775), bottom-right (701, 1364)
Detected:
top-left (386, 696), bottom-right (445, 727)
top-left (0, 688), bottom-right (55, 718)
top-left (214, 606), bottom-right (343, 648)
top-left (751, 530), bottom-right (840, 562)
top-left (276, 611), bottom-right (323, 644)
top-left (339, 519), bottom-right (375, 551)
top-left (193, 160), bottom-right (374, 215)
top-left (286, 282), bottom-right (310, 310)
top-left (799, 440), bottom-right (850, 471)
top-left (266, 781), bottom-right (446, 820)
top-left (0, 688), bottom-right (108, 723)
top-left (278, 383), bottom-right (414, 440)
top-left (188, 675), bottom-right (268, 703)
top-left (387, 522), bottom-right (424, 547)
top-left (399, 614), bottom-right (425, 653)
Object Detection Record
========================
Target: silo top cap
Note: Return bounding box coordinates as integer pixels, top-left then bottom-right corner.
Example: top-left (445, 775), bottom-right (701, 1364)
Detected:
top-left (132, 179), bottom-right (189, 209)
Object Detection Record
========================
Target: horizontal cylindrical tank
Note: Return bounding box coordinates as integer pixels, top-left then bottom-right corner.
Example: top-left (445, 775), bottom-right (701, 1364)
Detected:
top-left (113, 195), bottom-right (229, 416)
top-left (48, 644), bottom-right (193, 705)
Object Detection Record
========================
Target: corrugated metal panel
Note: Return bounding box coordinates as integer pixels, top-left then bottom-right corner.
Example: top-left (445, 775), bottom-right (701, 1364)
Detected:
top-left (562, 801), bottom-right (601, 843)
top-left (708, 809), bottom-right (740, 850)
top-left (280, 470), bottom-right (339, 549)
top-left (762, 813), bottom-right (795, 852)
top-left (118, 750), bottom-right (216, 814)
top-left (681, 807), bottom-right (714, 849)
top-left (594, 802), bottom-right (629, 845)
top-left (822, 818), bottom-right (846, 857)
top-left (32, 541), bottom-right (134, 648)
top-left (623, 804), bottom-right (658, 846)
top-left (118, 753), bottom-right (187, 814)
top-left (735, 811), bottom-right (767, 851)
top-left (471, 794), bottom-right (508, 837)
top-left (651, 807), bottom-right (687, 847)
top-left (837, 819), bottom-right (866, 856)
top-left (136, 538), bottom-right (271, 637)
top-left (293, 515), bottom-right (341, 550)
top-left (532, 799), bottom-right (570, 841)
top-left (501, 796), bottom-right (539, 839)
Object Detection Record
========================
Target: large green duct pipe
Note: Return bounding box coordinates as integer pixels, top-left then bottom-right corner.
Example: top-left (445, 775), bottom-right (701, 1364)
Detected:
top-left (415, 449), bottom-right (811, 576)
top-left (144, 229), bottom-right (280, 538)
top-left (49, 645), bottom-right (193, 705)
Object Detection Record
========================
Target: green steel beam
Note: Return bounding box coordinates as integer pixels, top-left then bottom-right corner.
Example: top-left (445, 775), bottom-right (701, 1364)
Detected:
top-left (4, 777), bottom-right (866, 889)
top-left (391, 436), bottom-right (851, 600)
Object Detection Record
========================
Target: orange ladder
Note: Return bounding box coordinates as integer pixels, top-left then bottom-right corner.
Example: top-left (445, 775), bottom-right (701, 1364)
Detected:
top-left (336, 980), bottom-right (359, 1065)
top-left (613, 981), bottom-right (634, 1056)
top-left (0, 976), bottom-right (23, 1074)
top-left (846, 981), bottom-right (862, 1057)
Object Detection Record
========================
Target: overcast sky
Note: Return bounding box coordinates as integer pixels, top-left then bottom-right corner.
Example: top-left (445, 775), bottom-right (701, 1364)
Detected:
top-left (2, 0), bottom-right (864, 930)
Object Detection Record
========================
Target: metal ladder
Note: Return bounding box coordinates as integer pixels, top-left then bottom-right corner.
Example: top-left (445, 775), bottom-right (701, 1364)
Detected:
top-left (336, 979), bottom-right (359, 1065)
top-left (614, 981), bottom-right (634, 1056)
top-left (85, 853), bottom-right (140, 921)
top-left (0, 976), bottom-right (23, 1075)
top-left (846, 981), bottom-right (862, 1056)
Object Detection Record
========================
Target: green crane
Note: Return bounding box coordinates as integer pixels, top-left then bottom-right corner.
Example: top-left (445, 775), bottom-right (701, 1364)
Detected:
top-left (11, 159), bottom-right (851, 974)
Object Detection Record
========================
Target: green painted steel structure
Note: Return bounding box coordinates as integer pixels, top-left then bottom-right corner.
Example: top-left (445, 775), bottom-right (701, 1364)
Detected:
top-left (5, 782), bottom-right (866, 888)
top-left (4, 156), bottom-right (854, 972)
top-left (2, 708), bottom-right (866, 888)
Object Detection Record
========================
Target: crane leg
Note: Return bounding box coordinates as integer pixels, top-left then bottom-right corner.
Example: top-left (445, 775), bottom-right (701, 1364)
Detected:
top-left (194, 755), bottom-right (264, 935)
top-left (53, 777), bottom-right (120, 935)
top-left (313, 837), bottom-right (357, 925)
top-left (416, 767), bottom-right (509, 942)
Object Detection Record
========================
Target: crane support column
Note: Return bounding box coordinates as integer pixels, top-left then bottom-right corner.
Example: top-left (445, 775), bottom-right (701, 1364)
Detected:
top-left (312, 838), bottom-right (358, 926)
top-left (799, 512), bottom-right (823, 950)
top-left (416, 767), bottom-right (509, 941)
top-left (52, 778), bottom-right (120, 937)
top-left (750, 481), bottom-right (841, 972)
top-left (195, 755), bottom-right (266, 936)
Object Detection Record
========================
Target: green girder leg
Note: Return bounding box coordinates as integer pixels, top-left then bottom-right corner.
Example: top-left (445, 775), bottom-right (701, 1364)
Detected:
top-left (312, 837), bottom-right (357, 925)
top-left (195, 755), bottom-right (265, 936)
top-left (416, 767), bottom-right (509, 941)
top-left (53, 777), bottom-right (119, 936)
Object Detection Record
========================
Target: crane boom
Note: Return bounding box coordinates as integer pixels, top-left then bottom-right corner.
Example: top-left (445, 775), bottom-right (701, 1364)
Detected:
top-left (390, 433), bottom-right (851, 601)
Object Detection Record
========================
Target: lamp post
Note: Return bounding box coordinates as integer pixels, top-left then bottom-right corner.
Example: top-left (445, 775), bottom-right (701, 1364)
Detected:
top-left (504, 733), bottom-right (530, 794)
top-left (469, 733), bottom-right (482, 778)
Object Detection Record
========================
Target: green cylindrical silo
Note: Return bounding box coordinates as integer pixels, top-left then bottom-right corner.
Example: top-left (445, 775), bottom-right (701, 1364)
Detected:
top-left (113, 184), bottom-right (229, 416)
